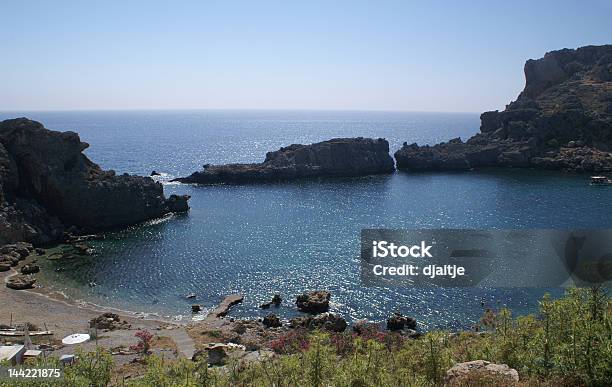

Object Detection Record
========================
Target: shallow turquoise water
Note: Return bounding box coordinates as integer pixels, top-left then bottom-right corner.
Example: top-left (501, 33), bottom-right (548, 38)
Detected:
top-left (1, 110), bottom-right (609, 329)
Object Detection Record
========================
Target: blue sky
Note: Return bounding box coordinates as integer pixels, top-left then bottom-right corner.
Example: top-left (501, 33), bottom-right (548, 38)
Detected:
top-left (2, 0), bottom-right (611, 112)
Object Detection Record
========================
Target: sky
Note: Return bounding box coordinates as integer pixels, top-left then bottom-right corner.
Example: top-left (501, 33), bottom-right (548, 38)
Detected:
top-left (1, 0), bottom-right (611, 112)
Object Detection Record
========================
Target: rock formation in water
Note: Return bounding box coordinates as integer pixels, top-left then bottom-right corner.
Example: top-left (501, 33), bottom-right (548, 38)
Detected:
top-left (395, 44), bottom-right (612, 172)
top-left (173, 137), bottom-right (395, 184)
top-left (0, 118), bottom-right (189, 245)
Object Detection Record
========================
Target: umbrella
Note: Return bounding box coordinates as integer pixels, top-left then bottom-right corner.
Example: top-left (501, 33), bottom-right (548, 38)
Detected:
top-left (62, 333), bottom-right (90, 345)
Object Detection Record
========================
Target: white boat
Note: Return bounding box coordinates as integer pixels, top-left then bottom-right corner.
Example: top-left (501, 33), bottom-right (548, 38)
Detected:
top-left (590, 176), bottom-right (612, 185)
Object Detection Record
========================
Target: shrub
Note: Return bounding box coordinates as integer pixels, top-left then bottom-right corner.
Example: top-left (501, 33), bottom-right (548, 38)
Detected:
top-left (130, 329), bottom-right (153, 355)
top-left (269, 327), bottom-right (310, 354)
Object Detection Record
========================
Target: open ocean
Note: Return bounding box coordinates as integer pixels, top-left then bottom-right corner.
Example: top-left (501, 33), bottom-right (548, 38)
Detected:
top-left (2, 110), bottom-right (609, 329)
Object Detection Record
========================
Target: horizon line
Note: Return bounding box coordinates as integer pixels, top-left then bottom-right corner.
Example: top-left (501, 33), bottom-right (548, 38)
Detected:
top-left (0, 107), bottom-right (482, 115)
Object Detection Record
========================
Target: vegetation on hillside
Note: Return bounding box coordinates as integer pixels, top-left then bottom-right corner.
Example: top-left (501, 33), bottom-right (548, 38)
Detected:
top-left (2, 288), bottom-right (610, 386)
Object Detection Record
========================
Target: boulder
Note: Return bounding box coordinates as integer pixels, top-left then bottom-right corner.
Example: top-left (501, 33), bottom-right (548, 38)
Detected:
top-left (310, 313), bottom-right (347, 332)
top-left (271, 294), bottom-right (282, 305)
top-left (173, 138), bottom-right (395, 184)
top-left (296, 290), bottom-right (330, 314)
top-left (20, 264), bottom-right (39, 274)
top-left (262, 314), bottom-right (282, 328)
top-left (386, 312), bottom-right (417, 331)
top-left (352, 320), bottom-right (379, 335)
top-left (73, 242), bottom-right (91, 255)
top-left (89, 312), bottom-right (130, 330)
top-left (0, 253), bottom-right (20, 266)
top-left (290, 313), bottom-right (347, 332)
top-left (444, 360), bottom-right (519, 385)
top-left (260, 294), bottom-right (283, 309)
top-left (198, 343), bottom-right (246, 366)
top-left (0, 263), bottom-right (10, 272)
top-left (6, 275), bottom-right (36, 290)
top-left (0, 242), bottom-right (33, 258)
top-left (166, 194), bottom-right (190, 212)
top-left (191, 304), bottom-right (203, 313)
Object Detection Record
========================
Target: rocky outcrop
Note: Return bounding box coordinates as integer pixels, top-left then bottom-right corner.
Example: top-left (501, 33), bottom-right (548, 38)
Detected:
top-left (260, 294), bottom-right (282, 309)
top-left (262, 314), bottom-right (282, 328)
top-left (289, 313), bottom-right (347, 332)
top-left (208, 294), bottom-right (244, 319)
top-left (395, 45), bottom-right (612, 173)
top-left (296, 290), bottom-right (330, 314)
top-left (173, 138), bottom-right (395, 184)
top-left (0, 242), bottom-right (33, 268)
top-left (444, 360), bottom-right (519, 385)
top-left (386, 312), bottom-right (417, 331)
top-left (0, 118), bottom-right (190, 245)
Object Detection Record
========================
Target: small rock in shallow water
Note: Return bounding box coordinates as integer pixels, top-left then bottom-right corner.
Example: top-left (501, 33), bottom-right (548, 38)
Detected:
top-left (191, 304), bottom-right (203, 313)
top-left (73, 242), bottom-right (91, 255)
top-left (271, 294), bottom-right (282, 305)
top-left (259, 294), bottom-right (282, 309)
top-left (296, 290), bottom-right (330, 314)
top-left (166, 194), bottom-right (190, 213)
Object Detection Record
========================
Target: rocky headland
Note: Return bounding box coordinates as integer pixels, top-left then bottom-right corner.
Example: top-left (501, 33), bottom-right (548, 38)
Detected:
top-left (0, 118), bottom-right (189, 245)
top-left (395, 44), bottom-right (612, 173)
top-left (173, 137), bottom-right (395, 184)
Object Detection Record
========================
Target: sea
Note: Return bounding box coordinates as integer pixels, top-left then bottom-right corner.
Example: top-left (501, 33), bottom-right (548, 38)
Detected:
top-left (1, 110), bottom-right (610, 329)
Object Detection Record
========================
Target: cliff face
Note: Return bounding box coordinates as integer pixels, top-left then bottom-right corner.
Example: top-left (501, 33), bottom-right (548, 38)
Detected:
top-left (174, 137), bottom-right (395, 184)
top-left (0, 118), bottom-right (189, 245)
top-left (395, 44), bottom-right (612, 172)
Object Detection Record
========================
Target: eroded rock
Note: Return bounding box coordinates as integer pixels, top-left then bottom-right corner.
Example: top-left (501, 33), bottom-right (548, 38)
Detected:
top-left (0, 118), bottom-right (190, 245)
top-left (395, 45), bottom-right (612, 173)
top-left (173, 138), bottom-right (395, 184)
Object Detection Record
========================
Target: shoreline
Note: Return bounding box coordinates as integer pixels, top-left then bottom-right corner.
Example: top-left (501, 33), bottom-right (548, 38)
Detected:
top-left (1, 268), bottom-right (175, 336)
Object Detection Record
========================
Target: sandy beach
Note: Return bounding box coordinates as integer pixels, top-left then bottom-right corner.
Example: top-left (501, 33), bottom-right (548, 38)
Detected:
top-left (1, 267), bottom-right (196, 363)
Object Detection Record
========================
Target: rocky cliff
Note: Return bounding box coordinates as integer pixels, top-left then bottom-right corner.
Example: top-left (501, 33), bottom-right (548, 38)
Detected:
top-left (174, 137), bottom-right (395, 184)
top-left (0, 118), bottom-right (189, 245)
top-left (395, 44), bottom-right (612, 172)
